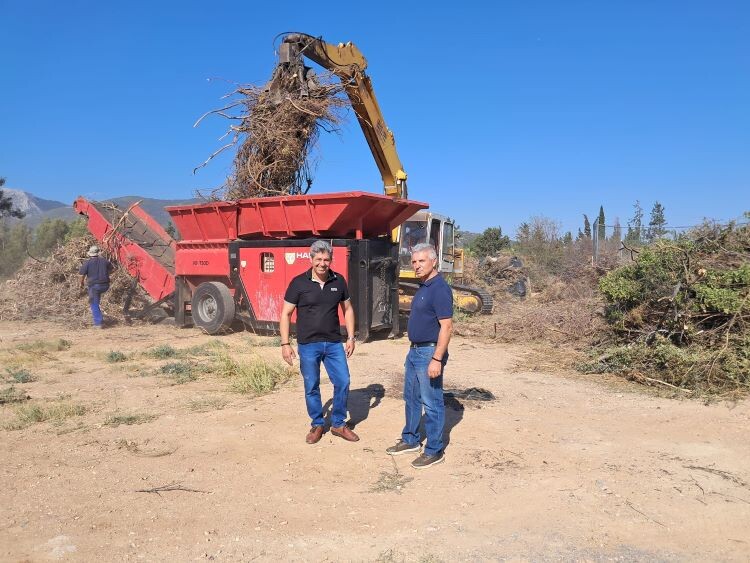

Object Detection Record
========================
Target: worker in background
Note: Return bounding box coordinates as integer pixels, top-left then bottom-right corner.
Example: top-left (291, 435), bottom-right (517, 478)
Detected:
top-left (78, 245), bottom-right (114, 329)
top-left (279, 240), bottom-right (359, 444)
top-left (386, 243), bottom-right (453, 469)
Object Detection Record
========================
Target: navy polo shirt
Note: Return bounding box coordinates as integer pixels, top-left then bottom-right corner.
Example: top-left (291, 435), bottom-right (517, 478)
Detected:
top-left (78, 256), bottom-right (113, 286)
top-left (284, 268), bottom-right (351, 344)
top-left (407, 273), bottom-right (453, 343)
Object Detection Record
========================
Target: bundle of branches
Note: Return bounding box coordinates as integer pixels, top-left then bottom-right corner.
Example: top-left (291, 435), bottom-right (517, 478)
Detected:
top-left (194, 67), bottom-right (348, 199)
top-left (0, 235), bottom-right (152, 327)
top-left (463, 254), bottom-right (529, 297)
top-left (585, 217), bottom-right (750, 395)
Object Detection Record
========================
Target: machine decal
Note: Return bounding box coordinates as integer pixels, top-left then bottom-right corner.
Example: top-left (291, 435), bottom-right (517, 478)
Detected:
top-left (285, 251), bottom-right (311, 264)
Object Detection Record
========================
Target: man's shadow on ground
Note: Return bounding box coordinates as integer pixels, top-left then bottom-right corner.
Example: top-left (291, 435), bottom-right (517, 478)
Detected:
top-left (322, 383), bottom-right (385, 429)
top-left (322, 384), bottom-right (465, 451)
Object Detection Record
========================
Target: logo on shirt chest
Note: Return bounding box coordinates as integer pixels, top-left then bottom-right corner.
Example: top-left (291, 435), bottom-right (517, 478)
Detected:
top-left (330, 287), bottom-right (338, 292)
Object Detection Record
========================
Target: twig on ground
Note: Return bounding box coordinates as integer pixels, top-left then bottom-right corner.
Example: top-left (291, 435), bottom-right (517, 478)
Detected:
top-left (625, 499), bottom-right (666, 527)
top-left (684, 465), bottom-right (748, 488)
top-left (135, 482), bottom-right (209, 496)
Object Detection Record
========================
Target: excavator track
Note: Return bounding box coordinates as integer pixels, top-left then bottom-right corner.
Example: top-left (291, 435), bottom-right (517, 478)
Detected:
top-left (398, 281), bottom-right (493, 315)
top-left (450, 283), bottom-right (494, 315)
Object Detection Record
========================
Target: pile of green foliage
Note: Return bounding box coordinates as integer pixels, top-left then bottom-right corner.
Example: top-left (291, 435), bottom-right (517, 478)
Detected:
top-left (583, 215), bottom-right (750, 395)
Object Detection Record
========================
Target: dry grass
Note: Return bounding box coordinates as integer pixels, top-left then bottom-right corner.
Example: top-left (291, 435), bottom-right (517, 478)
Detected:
top-left (187, 396), bottom-right (229, 412)
top-left (213, 353), bottom-right (295, 395)
top-left (104, 412), bottom-right (157, 427)
top-left (4, 400), bottom-right (87, 430)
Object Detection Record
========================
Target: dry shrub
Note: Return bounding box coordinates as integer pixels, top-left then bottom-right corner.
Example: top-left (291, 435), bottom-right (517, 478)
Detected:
top-left (457, 294), bottom-right (604, 346)
top-left (0, 235), bottom-right (152, 327)
top-left (457, 252), bottom-right (605, 346)
top-left (195, 67), bottom-right (347, 199)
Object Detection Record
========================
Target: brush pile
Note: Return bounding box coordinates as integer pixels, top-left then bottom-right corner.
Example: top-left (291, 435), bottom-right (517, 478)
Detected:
top-left (458, 253), bottom-right (605, 345)
top-left (194, 65), bottom-right (347, 199)
top-left (582, 217), bottom-right (750, 395)
top-left (0, 235), bottom-right (152, 328)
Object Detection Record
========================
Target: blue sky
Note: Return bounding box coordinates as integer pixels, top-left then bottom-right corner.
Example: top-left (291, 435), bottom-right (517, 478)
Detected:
top-left (1, 1), bottom-right (748, 235)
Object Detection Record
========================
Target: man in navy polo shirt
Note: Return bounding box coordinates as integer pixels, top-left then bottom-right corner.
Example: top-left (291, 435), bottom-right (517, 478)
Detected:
top-left (279, 240), bottom-right (359, 445)
top-left (78, 245), bottom-right (114, 329)
top-left (386, 243), bottom-right (453, 469)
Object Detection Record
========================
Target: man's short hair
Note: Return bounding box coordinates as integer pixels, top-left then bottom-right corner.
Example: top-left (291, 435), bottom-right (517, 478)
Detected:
top-left (310, 240), bottom-right (333, 258)
top-left (411, 243), bottom-right (437, 260)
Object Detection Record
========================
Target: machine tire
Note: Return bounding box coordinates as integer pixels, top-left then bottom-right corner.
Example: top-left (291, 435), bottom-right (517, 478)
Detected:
top-left (191, 282), bottom-right (236, 334)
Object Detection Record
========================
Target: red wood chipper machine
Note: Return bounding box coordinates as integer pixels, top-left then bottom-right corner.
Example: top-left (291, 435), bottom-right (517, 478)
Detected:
top-left (73, 192), bottom-right (427, 341)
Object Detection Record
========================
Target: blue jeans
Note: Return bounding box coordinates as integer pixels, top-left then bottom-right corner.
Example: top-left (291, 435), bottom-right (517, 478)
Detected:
top-left (298, 342), bottom-right (351, 428)
top-left (401, 347), bottom-right (447, 456)
top-left (87, 283), bottom-right (109, 326)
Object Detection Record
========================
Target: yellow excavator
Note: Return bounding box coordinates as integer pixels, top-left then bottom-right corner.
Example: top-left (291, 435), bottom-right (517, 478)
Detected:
top-left (275, 33), bottom-right (492, 314)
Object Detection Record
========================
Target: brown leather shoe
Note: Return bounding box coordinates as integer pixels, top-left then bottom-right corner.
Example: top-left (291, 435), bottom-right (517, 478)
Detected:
top-left (306, 426), bottom-right (324, 444)
top-left (330, 425), bottom-right (359, 442)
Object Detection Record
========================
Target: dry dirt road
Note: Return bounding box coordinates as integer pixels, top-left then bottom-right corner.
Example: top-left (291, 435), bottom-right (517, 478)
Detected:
top-left (1, 321), bottom-right (748, 562)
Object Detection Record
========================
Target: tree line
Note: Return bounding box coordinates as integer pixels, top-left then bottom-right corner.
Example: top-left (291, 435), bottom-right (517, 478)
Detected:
top-left (0, 176), bottom-right (90, 279)
top-left (468, 200), bottom-right (670, 257)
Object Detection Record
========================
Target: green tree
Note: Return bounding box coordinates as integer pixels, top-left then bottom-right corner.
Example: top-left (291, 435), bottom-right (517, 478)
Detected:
top-left (625, 200), bottom-right (644, 245)
top-left (646, 201), bottom-right (667, 242)
top-left (516, 222), bottom-right (531, 244)
top-left (597, 205), bottom-right (606, 242)
top-left (518, 215), bottom-right (563, 272)
top-left (165, 220), bottom-right (177, 239)
top-left (64, 218), bottom-right (90, 243)
top-left (0, 177), bottom-right (25, 219)
top-left (612, 217), bottom-right (622, 244)
top-left (562, 231), bottom-right (573, 245)
top-left (0, 222), bottom-right (32, 279)
top-left (471, 226), bottom-right (511, 255)
top-left (583, 214), bottom-right (591, 239)
top-left (29, 218), bottom-right (70, 258)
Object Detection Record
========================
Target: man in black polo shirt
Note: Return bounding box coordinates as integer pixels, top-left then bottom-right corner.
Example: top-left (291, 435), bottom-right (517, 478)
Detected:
top-left (279, 240), bottom-right (359, 445)
top-left (386, 242), bottom-right (453, 469)
top-left (78, 245), bottom-right (114, 329)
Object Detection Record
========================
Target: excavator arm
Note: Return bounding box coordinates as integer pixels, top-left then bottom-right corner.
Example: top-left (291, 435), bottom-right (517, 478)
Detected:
top-left (278, 33), bottom-right (407, 200)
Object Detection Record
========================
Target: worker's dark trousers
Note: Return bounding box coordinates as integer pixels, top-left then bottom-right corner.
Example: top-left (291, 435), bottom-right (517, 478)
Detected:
top-left (87, 283), bottom-right (109, 326)
top-left (401, 347), bottom-right (447, 456)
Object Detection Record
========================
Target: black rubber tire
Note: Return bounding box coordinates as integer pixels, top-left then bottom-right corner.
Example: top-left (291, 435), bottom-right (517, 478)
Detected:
top-left (191, 282), bottom-right (235, 334)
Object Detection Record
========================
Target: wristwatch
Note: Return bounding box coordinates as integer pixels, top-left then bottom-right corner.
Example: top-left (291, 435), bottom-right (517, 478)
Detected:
top-left (347, 336), bottom-right (356, 342)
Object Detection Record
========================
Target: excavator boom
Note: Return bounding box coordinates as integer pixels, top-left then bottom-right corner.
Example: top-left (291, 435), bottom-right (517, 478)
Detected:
top-left (279, 33), bottom-right (407, 200)
top-left (276, 33), bottom-right (492, 315)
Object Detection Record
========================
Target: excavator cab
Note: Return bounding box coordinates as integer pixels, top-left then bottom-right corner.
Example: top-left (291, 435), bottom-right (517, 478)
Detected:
top-left (399, 211), bottom-right (459, 280)
top-left (398, 211), bottom-right (491, 314)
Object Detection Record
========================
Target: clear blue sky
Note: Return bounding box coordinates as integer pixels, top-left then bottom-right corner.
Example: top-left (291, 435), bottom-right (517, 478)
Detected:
top-left (1, 1), bottom-right (748, 235)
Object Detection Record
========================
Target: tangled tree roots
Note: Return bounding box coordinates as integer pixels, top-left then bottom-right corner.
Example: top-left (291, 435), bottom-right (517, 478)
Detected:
top-left (0, 236), bottom-right (152, 328)
top-left (194, 67), bottom-right (347, 199)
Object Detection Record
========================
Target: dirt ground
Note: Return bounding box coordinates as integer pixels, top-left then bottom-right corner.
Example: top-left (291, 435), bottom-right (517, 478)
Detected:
top-left (1, 320), bottom-right (749, 562)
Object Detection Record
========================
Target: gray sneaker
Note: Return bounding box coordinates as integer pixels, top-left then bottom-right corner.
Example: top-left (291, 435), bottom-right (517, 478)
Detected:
top-left (411, 452), bottom-right (444, 469)
top-left (385, 440), bottom-right (421, 456)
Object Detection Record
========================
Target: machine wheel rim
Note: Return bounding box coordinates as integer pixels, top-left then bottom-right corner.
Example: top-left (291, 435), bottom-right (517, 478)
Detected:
top-left (198, 295), bottom-right (218, 320)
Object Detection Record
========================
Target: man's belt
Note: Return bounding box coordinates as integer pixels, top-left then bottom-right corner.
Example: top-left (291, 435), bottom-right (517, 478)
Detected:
top-left (410, 342), bottom-right (437, 348)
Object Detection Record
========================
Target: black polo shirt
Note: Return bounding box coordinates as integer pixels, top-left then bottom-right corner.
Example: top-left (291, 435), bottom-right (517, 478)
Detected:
top-left (284, 268), bottom-right (351, 344)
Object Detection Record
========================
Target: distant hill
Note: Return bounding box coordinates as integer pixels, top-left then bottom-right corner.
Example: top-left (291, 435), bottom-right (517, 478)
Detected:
top-left (98, 195), bottom-right (199, 227)
top-left (1, 189), bottom-right (70, 226)
top-left (457, 230), bottom-right (480, 248)
top-left (2, 188), bottom-right (197, 228)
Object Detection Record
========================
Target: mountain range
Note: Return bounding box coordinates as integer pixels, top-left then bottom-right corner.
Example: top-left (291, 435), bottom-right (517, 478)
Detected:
top-left (1, 188), bottom-right (197, 228)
